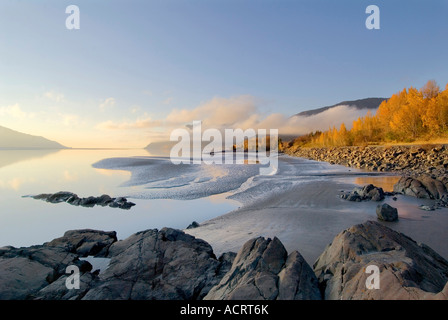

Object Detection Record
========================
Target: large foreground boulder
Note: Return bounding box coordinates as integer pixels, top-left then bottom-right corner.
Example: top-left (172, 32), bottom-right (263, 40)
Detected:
top-left (0, 245), bottom-right (91, 299)
top-left (313, 221), bottom-right (448, 300)
top-left (1, 228), bottom-right (234, 300)
top-left (204, 236), bottom-right (322, 300)
top-left (45, 229), bottom-right (117, 257)
top-left (82, 228), bottom-right (231, 300)
top-left (2, 222), bottom-right (448, 300)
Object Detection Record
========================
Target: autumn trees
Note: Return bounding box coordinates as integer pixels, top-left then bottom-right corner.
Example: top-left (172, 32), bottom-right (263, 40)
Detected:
top-left (305, 80), bottom-right (448, 147)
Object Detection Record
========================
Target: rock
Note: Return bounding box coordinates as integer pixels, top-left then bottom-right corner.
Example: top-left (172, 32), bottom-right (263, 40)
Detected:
top-left (341, 184), bottom-right (385, 202)
top-left (1, 227), bottom-right (234, 300)
top-left (394, 176), bottom-right (431, 198)
top-left (284, 144), bottom-right (448, 179)
top-left (376, 203), bottom-right (398, 221)
top-left (3, 221), bottom-right (448, 300)
top-left (33, 271), bottom-right (98, 300)
top-left (394, 175), bottom-right (447, 200)
top-left (29, 191), bottom-right (136, 210)
top-left (418, 175), bottom-right (447, 199)
top-left (96, 194), bottom-right (113, 206)
top-left (45, 229), bottom-right (117, 257)
top-left (79, 196), bottom-right (97, 207)
top-left (313, 221), bottom-right (448, 300)
top-left (364, 185), bottom-right (385, 201)
top-left (32, 191), bottom-right (77, 203)
top-left (187, 221), bottom-right (200, 229)
top-left (82, 228), bottom-right (229, 300)
top-left (118, 201), bottom-right (136, 210)
top-left (0, 245), bottom-right (90, 299)
top-left (419, 205), bottom-right (435, 211)
top-left (109, 197), bottom-right (136, 210)
top-left (203, 237), bottom-right (321, 300)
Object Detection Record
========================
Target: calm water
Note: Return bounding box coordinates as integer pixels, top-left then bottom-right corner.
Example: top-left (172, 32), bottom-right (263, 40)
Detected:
top-left (0, 149), bottom-right (239, 247)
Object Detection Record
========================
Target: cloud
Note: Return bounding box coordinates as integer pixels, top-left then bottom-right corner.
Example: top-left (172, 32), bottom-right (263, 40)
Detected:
top-left (0, 104), bottom-right (35, 119)
top-left (164, 98), bottom-right (376, 138)
top-left (99, 97), bottom-right (116, 111)
top-left (95, 95), bottom-right (377, 146)
top-left (44, 91), bottom-right (65, 102)
top-left (271, 105), bottom-right (378, 136)
top-left (166, 95), bottom-right (257, 128)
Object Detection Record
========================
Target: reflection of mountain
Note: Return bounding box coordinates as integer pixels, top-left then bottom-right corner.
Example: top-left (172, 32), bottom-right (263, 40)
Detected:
top-left (0, 125), bottom-right (67, 149)
top-left (0, 149), bottom-right (61, 169)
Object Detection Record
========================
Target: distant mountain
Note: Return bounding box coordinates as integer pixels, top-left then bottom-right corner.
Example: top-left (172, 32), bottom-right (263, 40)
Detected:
top-left (0, 125), bottom-right (67, 149)
top-left (144, 141), bottom-right (178, 156)
top-left (294, 98), bottom-right (387, 118)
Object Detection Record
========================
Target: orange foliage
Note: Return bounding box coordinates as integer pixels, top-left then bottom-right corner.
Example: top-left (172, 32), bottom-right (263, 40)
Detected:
top-left (307, 80), bottom-right (448, 147)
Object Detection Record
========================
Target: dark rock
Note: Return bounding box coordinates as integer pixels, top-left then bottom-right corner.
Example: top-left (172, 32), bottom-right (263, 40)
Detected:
top-left (0, 245), bottom-right (88, 299)
top-left (79, 196), bottom-right (97, 207)
top-left (81, 228), bottom-right (229, 300)
top-left (204, 236), bottom-right (321, 300)
top-left (33, 271), bottom-right (98, 300)
top-left (31, 193), bottom-right (52, 200)
top-left (45, 229), bottom-right (117, 257)
top-left (376, 203), bottom-right (398, 221)
top-left (29, 191), bottom-right (135, 210)
top-left (313, 221), bottom-right (448, 299)
top-left (341, 184), bottom-right (385, 202)
top-left (96, 194), bottom-right (113, 206)
top-left (187, 221), bottom-right (200, 229)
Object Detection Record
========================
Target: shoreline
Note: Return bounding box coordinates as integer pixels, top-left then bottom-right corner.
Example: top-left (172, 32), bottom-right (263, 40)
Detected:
top-left (185, 155), bottom-right (448, 265)
top-left (282, 144), bottom-right (448, 177)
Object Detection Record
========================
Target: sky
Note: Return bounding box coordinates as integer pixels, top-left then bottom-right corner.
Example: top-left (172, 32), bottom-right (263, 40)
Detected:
top-left (0, 0), bottom-right (447, 148)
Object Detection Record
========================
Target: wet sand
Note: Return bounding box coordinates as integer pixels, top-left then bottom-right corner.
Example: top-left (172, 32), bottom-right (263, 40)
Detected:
top-left (186, 158), bottom-right (448, 265)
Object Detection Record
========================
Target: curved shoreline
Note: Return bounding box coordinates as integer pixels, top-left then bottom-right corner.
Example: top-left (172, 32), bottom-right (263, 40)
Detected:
top-left (186, 155), bottom-right (448, 264)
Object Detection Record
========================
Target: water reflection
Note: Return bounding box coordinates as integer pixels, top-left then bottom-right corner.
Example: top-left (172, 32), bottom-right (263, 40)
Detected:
top-left (354, 176), bottom-right (401, 192)
top-left (0, 149), bottom-right (238, 248)
top-left (0, 149), bottom-right (61, 169)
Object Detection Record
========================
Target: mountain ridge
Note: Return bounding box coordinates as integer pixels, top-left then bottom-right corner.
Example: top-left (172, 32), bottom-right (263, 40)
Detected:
top-left (294, 97), bottom-right (387, 118)
top-left (0, 125), bottom-right (68, 149)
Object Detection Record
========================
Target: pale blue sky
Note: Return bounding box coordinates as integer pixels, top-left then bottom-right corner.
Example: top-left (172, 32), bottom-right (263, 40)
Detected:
top-left (0, 0), bottom-right (447, 147)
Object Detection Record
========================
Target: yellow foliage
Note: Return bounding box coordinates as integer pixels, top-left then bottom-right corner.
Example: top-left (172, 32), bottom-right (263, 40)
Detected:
top-left (304, 81), bottom-right (448, 147)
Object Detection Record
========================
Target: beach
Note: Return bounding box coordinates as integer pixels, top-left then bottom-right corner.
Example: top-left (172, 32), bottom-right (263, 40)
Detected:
top-left (2, 150), bottom-right (448, 300)
top-left (185, 155), bottom-right (448, 265)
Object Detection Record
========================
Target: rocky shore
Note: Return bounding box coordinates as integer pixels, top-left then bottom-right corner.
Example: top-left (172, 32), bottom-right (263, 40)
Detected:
top-left (1, 221), bottom-right (447, 300)
top-left (26, 191), bottom-right (136, 210)
top-left (284, 144), bottom-right (448, 208)
top-left (284, 144), bottom-right (447, 175)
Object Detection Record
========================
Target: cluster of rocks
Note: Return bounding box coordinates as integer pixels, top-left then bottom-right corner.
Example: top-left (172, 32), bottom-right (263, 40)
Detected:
top-left (394, 175), bottom-right (448, 209)
top-left (285, 144), bottom-right (448, 210)
top-left (204, 237), bottom-right (321, 300)
top-left (284, 145), bottom-right (448, 176)
top-left (28, 191), bottom-right (136, 210)
top-left (1, 221), bottom-right (447, 300)
top-left (341, 184), bottom-right (399, 221)
top-left (340, 184), bottom-right (387, 202)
